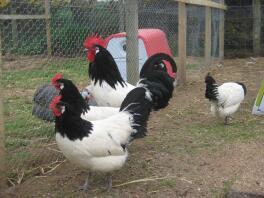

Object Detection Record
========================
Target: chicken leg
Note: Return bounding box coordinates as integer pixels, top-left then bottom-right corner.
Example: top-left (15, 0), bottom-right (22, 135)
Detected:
top-left (79, 172), bottom-right (93, 191)
top-left (224, 116), bottom-right (230, 125)
top-left (103, 173), bottom-right (112, 192)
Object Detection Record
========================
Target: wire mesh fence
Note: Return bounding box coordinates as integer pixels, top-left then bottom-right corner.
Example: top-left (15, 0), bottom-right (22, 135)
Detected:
top-left (0, 0), bottom-right (223, 187)
top-left (225, 0), bottom-right (264, 57)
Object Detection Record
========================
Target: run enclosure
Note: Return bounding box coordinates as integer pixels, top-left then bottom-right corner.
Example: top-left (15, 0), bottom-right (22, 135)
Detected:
top-left (0, 0), bottom-right (226, 188)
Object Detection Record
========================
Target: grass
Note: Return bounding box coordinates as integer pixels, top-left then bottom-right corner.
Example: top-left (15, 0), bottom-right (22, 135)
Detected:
top-left (2, 58), bottom-right (88, 89)
top-left (144, 105), bottom-right (264, 156)
top-left (2, 56), bottom-right (264, 195)
top-left (187, 64), bottom-right (199, 70)
top-left (3, 58), bottom-right (89, 181)
top-left (213, 178), bottom-right (236, 198)
top-left (187, 120), bottom-right (263, 144)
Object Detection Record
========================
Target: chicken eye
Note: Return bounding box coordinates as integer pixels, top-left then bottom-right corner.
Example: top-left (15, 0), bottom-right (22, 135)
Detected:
top-left (61, 106), bottom-right (65, 114)
top-left (60, 83), bottom-right (64, 90)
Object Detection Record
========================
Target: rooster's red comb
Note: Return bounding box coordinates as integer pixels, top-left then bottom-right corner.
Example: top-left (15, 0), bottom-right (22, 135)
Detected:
top-left (50, 95), bottom-right (62, 116)
top-left (51, 73), bottom-right (63, 86)
top-left (83, 34), bottom-right (105, 49)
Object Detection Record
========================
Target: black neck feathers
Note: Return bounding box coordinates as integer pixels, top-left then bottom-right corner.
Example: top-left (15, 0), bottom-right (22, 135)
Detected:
top-left (57, 79), bottom-right (90, 115)
top-left (88, 45), bottom-right (126, 89)
top-left (205, 74), bottom-right (218, 102)
top-left (55, 105), bottom-right (93, 141)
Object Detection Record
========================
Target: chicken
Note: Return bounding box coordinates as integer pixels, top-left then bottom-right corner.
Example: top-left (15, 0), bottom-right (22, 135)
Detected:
top-left (32, 76), bottom-right (115, 122)
top-left (49, 68), bottom-right (174, 191)
top-left (51, 73), bottom-right (119, 121)
top-left (50, 81), bottom-right (153, 191)
top-left (83, 34), bottom-right (177, 108)
top-left (32, 84), bottom-right (59, 122)
top-left (205, 73), bottom-right (247, 125)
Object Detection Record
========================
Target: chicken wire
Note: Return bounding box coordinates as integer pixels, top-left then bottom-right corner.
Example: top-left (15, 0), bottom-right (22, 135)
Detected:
top-left (224, 1), bottom-right (264, 57)
top-left (0, 0), bottom-right (222, 186)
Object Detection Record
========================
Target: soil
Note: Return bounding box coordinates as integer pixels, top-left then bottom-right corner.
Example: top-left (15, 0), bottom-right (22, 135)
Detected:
top-left (1, 57), bottom-right (264, 198)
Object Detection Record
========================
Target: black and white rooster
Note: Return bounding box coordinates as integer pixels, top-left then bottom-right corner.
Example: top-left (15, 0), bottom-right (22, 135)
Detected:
top-left (51, 73), bottom-right (119, 121)
top-left (205, 73), bottom-right (247, 125)
top-left (49, 68), bottom-right (173, 191)
top-left (83, 34), bottom-right (177, 108)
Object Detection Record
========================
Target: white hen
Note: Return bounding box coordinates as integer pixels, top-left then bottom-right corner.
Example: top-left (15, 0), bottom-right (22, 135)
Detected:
top-left (205, 73), bottom-right (247, 125)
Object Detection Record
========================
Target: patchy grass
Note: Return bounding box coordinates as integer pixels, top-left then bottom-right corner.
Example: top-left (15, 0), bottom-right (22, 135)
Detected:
top-left (187, 64), bottom-right (199, 70)
top-left (1, 57), bottom-right (264, 197)
top-left (186, 119), bottom-right (264, 146)
top-left (3, 58), bottom-right (89, 182)
top-left (2, 58), bottom-right (88, 89)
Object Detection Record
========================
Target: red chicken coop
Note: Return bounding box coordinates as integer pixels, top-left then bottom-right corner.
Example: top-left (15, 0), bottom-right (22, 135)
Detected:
top-left (105, 29), bottom-right (177, 81)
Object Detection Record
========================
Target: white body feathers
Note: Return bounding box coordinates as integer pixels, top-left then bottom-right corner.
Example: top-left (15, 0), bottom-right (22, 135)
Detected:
top-left (88, 80), bottom-right (135, 107)
top-left (210, 82), bottom-right (245, 118)
top-left (81, 106), bottom-right (119, 121)
top-left (56, 112), bottom-right (133, 172)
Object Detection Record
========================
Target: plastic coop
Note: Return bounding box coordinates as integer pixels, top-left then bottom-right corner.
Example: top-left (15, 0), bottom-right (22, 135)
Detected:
top-left (105, 29), bottom-right (176, 81)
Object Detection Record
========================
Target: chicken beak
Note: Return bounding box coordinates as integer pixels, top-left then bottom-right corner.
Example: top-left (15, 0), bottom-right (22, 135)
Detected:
top-left (83, 48), bottom-right (88, 52)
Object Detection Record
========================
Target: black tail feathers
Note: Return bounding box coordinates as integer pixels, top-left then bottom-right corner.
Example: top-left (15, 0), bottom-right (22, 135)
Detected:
top-left (236, 82), bottom-right (247, 95)
top-left (139, 70), bottom-right (174, 110)
top-left (138, 53), bottom-right (176, 110)
top-left (120, 87), bottom-right (152, 140)
top-left (140, 53), bottom-right (177, 78)
top-left (205, 73), bottom-right (218, 101)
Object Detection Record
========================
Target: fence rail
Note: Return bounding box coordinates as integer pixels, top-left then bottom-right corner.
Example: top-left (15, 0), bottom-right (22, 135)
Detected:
top-left (174, 0), bottom-right (227, 10)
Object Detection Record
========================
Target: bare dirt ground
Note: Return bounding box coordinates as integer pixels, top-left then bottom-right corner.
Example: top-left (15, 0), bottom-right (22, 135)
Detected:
top-left (1, 57), bottom-right (264, 198)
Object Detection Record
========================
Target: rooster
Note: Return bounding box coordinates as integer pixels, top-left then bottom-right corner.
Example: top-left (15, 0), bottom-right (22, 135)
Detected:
top-left (83, 34), bottom-right (177, 108)
top-left (49, 68), bottom-right (174, 191)
top-left (205, 73), bottom-right (247, 125)
top-left (51, 73), bottom-right (119, 121)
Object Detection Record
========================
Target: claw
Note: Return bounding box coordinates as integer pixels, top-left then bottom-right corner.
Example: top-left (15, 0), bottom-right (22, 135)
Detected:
top-left (102, 173), bottom-right (112, 192)
top-left (224, 116), bottom-right (232, 125)
top-left (76, 172), bottom-right (92, 192)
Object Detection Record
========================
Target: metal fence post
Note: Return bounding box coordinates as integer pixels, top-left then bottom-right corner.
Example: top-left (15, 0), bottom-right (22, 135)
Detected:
top-left (0, 23), bottom-right (6, 190)
top-left (178, 2), bottom-right (187, 85)
top-left (125, 0), bottom-right (139, 85)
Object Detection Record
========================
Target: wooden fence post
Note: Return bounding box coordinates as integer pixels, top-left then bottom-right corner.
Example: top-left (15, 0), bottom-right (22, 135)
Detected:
top-left (253, 0), bottom-right (261, 55)
top-left (11, 6), bottom-right (18, 49)
top-left (219, 0), bottom-right (225, 60)
top-left (45, 0), bottom-right (52, 57)
top-left (178, 2), bottom-right (187, 85)
top-left (205, 6), bottom-right (212, 66)
top-left (0, 24), bottom-right (6, 190)
top-left (125, 0), bottom-right (139, 85)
